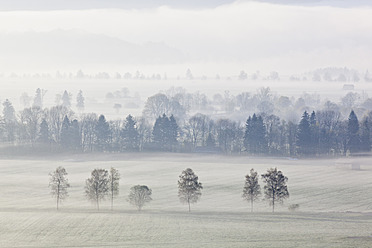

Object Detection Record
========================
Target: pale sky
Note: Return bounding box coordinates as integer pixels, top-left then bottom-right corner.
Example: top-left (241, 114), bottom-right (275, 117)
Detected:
top-left (0, 0), bottom-right (371, 75)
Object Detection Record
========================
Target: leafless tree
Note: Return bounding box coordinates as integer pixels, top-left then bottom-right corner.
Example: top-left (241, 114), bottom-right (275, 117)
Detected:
top-left (85, 168), bottom-right (109, 210)
top-left (178, 168), bottom-right (203, 212)
top-left (49, 166), bottom-right (70, 210)
top-left (242, 169), bottom-right (261, 212)
top-left (128, 185), bottom-right (152, 211)
top-left (109, 167), bottom-right (120, 210)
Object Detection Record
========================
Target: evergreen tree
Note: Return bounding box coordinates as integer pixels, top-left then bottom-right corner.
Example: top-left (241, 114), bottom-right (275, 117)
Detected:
top-left (309, 111), bottom-right (319, 154)
top-left (242, 169), bottom-right (261, 212)
top-left (121, 114), bottom-right (139, 151)
top-left (70, 119), bottom-right (81, 151)
top-left (296, 111), bottom-right (312, 155)
top-left (95, 114), bottom-right (111, 152)
top-left (347, 110), bottom-right (360, 154)
top-left (2, 99), bottom-right (16, 142)
top-left (33, 88), bottom-right (44, 108)
top-left (244, 114), bottom-right (267, 154)
top-left (38, 119), bottom-right (50, 144)
top-left (206, 133), bottom-right (216, 147)
top-left (168, 115), bottom-right (179, 151)
top-left (152, 114), bottom-right (178, 151)
top-left (2, 99), bottom-right (15, 122)
top-left (62, 90), bottom-right (71, 109)
top-left (60, 116), bottom-right (71, 149)
top-left (360, 118), bottom-right (370, 152)
top-left (76, 90), bottom-right (85, 112)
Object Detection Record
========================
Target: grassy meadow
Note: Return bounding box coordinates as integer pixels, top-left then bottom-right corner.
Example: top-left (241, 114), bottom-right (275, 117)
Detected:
top-left (0, 153), bottom-right (372, 247)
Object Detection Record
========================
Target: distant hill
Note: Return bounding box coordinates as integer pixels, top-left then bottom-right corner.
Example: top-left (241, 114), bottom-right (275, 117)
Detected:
top-left (0, 30), bottom-right (185, 66)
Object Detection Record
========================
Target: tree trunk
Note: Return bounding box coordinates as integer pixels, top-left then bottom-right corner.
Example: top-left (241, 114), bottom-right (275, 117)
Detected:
top-left (188, 199), bottom-right (191, 212)
top-left (251, 198), bottom-right (253, 213)
top-left (57, 184), bottom-right (60, 210)
top-left (272, 194), bottom-right (275, 213)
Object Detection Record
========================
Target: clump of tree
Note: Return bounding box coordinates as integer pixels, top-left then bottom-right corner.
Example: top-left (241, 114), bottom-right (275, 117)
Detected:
top-left (242, 169), bottom-right (261, 212)
top-left (261, 168), bottom-right (289, 212)
top-left (178, 168), bottom-right (203, 212)
top-left (49, 166), bottom-right (70, 210)
top-left (128, 185), bottom-right (152, 211)
top-left (85, 168), bottom-right (109, 210)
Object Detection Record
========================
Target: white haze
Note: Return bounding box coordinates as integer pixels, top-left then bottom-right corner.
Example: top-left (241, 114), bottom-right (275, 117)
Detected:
top-left (0, 1), bottom-right (372, 75)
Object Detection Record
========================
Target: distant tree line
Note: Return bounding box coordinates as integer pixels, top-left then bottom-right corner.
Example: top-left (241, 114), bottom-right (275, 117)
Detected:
top-left (1, 87), bottom-right (372, 157)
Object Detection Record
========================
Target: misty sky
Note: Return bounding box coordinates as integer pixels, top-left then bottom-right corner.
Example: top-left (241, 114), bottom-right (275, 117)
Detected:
top-left (0, 0), bottom-right (371, 75)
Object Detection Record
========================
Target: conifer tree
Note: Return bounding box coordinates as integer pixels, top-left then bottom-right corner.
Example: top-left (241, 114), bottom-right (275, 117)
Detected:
top-left (76, 90), bottom-right (85, 112)
top-left (347, 110), bottom-right (360, 154)
top-left (121, 114), bottom-right (139, 151)
top-left (360, 118), bottom-right (370, 152)
top-left (95, 115), bottom-right (110, 152)
top-left (297, 111), bottom-right (312, 155)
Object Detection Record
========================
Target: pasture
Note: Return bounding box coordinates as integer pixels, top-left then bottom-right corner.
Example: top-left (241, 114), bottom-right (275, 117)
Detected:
top-left (0, 154), bottom-right (372, 247)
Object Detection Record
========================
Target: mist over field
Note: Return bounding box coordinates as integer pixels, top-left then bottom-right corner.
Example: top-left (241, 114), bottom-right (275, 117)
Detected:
top-left (1, 0), bottom-right (372, 247)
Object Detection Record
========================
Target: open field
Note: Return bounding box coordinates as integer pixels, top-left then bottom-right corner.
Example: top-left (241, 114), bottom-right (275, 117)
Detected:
top-left (0, 153), bottom-right (372, 247)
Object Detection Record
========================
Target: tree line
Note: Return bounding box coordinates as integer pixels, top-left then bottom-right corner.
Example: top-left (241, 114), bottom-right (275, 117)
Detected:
top-left (1, 95), bottom-right (370, 156)
top-left (49, 166), bottom-right (289, 212)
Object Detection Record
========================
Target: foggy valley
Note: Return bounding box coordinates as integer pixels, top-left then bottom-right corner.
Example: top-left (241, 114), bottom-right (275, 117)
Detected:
top-left (1, 0), bottom-right (372, 247)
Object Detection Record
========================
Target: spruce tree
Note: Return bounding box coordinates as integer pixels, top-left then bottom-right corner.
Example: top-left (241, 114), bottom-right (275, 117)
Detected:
top-left (297, 111), bottom-right (312, 155)
top-left (60, 116), bottom-right (71, 150)
top-left (95, 115), bottom-right (111, 152)
top-left (347, 110), bottom-right (360, 154)
top-left (38, 119), bottom-right (50, 144)
top-left (76, 90), bottom-right (85, 112)
top-left (360, 118), bottom-right (370, 152)
top-left (121, 114), bottom-right (139, 151)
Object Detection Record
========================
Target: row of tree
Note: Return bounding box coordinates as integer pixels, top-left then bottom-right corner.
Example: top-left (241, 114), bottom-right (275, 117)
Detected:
top-left (1, 100), bottom-right (370, 156)
top-left (50, 167), bottom-right (289, 212)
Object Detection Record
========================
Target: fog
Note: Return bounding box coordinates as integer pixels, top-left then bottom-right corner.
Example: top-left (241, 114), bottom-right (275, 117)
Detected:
top-left (1, 0), bottom-right (372, 74)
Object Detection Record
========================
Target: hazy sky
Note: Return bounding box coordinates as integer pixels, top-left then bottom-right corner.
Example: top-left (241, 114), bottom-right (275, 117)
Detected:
top-left (0, 0), bottom-right (371, 75)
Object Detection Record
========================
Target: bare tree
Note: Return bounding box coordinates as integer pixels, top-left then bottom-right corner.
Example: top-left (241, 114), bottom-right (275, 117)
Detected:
top-left (128, 185), bottom-right (152, 211)
top-left (109, 167), bottom-right (120, 210)
top-left (242, 168), bottom-right (261, 212)
top-left (85, 169), bottom-right (109, 210)
top-left (261, 168), bottom-right (289, 212)
top-left (49, 166), bottom-right (70, 210)
top-left (178, 168), bottom-right (203, 212)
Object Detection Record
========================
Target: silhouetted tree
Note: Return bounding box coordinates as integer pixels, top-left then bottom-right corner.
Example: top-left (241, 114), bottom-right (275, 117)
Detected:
top-left (85, 168), bottom-right (109, 210)
top-left (49, 166), bottom-right (70, 210)
top-left (121, 114), bottom-right (139, 151)
top-left (242, 169), bottom-right (261, 212)
top-left (178, 168), bottom-right (203, 212)
top-left (360, 118), bottom-right (370, 152)
top-left (347, 110), bottom-right (360, 154)
top-left (261, 168), bottom-right (289, 212)
top-left (95, 115), bottom-right (110, 151)
top-left (297, 111), bottom-right (312, 155)
top-left (109, 167), bottom-right (120, 210)
top-left (76, 90), bottom-right (85, 112)
top-left (244, 114), bottom-right (267, 154)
